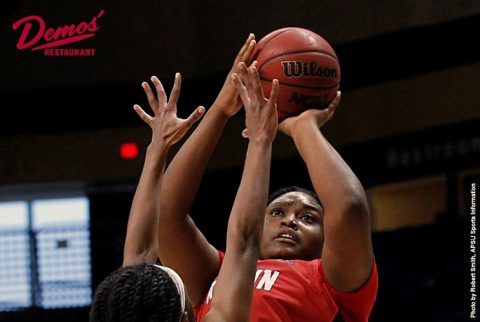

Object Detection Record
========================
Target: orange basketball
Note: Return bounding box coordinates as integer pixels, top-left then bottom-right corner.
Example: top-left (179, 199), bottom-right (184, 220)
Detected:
top-left (251, 27), bottom-right (340, 122)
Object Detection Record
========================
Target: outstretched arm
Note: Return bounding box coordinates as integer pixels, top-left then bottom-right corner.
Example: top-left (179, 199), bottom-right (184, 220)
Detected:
top-left (203, 64), bottom-right (279, 322)
top-left (122, 73), bottom-right (204, 266)
top-left (157, 34), bottom-right (257, 306)
top-left (279, 93), bottom-right (374, 292)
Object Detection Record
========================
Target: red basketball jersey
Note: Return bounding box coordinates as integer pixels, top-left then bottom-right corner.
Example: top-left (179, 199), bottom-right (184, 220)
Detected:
top-left (195, 252), bottom-right (378, 322)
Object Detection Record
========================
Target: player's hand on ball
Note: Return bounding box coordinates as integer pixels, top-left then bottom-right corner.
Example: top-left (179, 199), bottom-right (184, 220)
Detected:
top-left (279, 91), bottom-right (341, 137)
top-left (213, 33), bottom-right (256, 117)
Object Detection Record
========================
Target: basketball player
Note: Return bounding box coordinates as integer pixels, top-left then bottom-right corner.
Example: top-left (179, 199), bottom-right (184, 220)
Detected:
top-left (156, 44), bottom-right (378, 320)
top-left (88, 72), bottom-right (204, 321)
top-left (90, 33), bottom-right (280, 321)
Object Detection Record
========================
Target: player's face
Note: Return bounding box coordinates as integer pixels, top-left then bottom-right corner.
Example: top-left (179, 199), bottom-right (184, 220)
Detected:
top-left (260, 191), bottom-right (324, 260)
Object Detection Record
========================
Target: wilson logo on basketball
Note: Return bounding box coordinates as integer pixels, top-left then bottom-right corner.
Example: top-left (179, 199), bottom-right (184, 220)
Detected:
top-left (281, 61), bottom-right (337, 78)
top-left (12, 9), bottom-right (105, 57)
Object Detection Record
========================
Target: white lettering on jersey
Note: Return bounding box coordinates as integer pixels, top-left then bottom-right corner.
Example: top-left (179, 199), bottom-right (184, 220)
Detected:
top-left (206, 280), bottom-right (217, 304)
top-left (255, 270), bottom-right (280, 291)
top-left (205, 269), bottom-right (281, 304)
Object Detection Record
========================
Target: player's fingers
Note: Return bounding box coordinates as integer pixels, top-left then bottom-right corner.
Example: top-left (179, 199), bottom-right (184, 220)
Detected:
top-left (168, 73), bottom-right (182, 112)
top-left (328, 91), bottom-right (341, 114)
top-left (241, 128), bottom-right (249, 138)
top-left (269, 79), bottom-right (280, 105)
top-left (236, 63), bottom-right (254, 98)
top-left (133, 104), bottom-right (153, 125)
top-left (237, 62), bottom-right (251, 85)
top-left (249, 66), bottom-right (265, 99)
top-left (150, 76), bottom-right (167, 107)
top-left (243, 39), bottom-right (256, 63)
top-left (235, 33), bottom-right (255, 64)
top-left (184, 106), bottom-right (206, 127)
top-left (142, 81), bottom-right (159, 113)
top-left (231, 73), bottom-right (249, 106)
top-left (243, 66), bottom-right (259, 100)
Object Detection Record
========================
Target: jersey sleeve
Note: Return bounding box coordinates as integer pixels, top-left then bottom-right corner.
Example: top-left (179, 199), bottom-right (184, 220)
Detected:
top-left (318, 259), bottom-right (378, 322)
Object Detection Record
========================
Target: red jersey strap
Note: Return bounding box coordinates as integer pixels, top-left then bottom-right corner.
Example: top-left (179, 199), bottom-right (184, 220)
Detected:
top-left (217, 250), bottom-right (225, 264)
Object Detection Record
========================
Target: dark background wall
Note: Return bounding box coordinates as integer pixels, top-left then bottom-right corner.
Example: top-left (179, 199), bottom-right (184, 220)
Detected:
top-left (1, 1), bottom-right (479, 184)
top-left (2, 0), bottom-right (477, 91)
top-left (1, 1), bottom-right (479, 321)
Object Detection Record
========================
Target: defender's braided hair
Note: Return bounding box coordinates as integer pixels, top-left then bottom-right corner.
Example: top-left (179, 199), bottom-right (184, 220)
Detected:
top-left (89, 263), bottom-right (183, 322)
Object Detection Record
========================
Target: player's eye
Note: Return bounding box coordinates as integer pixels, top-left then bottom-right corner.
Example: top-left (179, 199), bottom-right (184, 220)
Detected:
top-left (271, 209), bottom-right (283, 217)
top-left (300, 213), bottom-right (314, 223)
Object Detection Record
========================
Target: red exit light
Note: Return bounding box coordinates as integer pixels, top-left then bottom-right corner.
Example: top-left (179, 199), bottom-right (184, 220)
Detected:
top-left (120, 142), bottom-right (139, 159)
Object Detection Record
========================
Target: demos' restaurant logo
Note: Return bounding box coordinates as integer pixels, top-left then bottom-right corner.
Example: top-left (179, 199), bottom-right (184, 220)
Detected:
top-left (12, 9), bottom-right (105, 57)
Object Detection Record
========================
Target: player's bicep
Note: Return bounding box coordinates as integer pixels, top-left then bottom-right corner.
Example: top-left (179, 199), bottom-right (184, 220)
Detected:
top-left (321, 205), bottom-right (374, 292)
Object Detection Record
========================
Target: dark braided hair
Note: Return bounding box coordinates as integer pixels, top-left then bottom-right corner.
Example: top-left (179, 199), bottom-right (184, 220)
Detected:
top-left (89, 263), bottom-right (183, 322)
top-left (267, 186), bottom-right (323, 210)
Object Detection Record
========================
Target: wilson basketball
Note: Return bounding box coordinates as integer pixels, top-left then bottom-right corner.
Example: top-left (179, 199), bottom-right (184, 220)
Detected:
top-left (252, 27), bottom-right (340, 121)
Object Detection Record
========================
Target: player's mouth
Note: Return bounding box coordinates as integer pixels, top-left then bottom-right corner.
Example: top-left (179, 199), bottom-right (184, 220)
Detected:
top-left (274, 230), bottom-right (298, 244)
